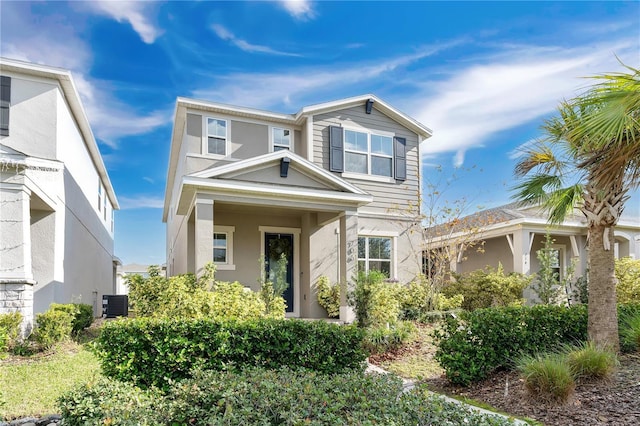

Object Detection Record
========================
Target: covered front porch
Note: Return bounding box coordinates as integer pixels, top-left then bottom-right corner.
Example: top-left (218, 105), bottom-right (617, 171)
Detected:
top-left (171, 151), bottom-right (373, 322)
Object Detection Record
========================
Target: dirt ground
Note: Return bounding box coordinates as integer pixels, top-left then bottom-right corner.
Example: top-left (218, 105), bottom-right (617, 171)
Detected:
top-left (372, 327), bottom-right (640, 426)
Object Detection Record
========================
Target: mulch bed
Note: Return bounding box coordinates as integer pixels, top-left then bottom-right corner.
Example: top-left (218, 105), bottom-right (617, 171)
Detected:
top-left (422, 352), bottom-right (640, 425)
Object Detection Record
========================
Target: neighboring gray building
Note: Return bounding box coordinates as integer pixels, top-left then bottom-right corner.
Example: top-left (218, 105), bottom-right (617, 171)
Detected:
top-left (115, 263), bottom-right (166, 295)
top-left (163, 95), bottom-right (432, 321)
top-left (0, 58), bottom-right (119, 333)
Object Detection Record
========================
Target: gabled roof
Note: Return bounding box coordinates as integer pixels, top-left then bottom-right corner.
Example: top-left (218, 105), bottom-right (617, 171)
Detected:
top-left (0, 57), bottom-right (119, 209)
top-left (163, 94), bottom-right (431, 220)
top-left (296, 94), bottom-right (433, 138)
top-left (190, 150), bottom-right (369, 195)
top-left (170, 150), bottom-right (373, 219)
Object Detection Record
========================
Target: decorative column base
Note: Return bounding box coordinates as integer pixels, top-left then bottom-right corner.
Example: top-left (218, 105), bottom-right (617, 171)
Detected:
top-left (0, 279), bottom-right (35, 337)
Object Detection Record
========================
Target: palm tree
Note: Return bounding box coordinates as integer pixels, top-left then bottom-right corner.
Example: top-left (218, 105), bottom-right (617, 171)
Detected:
top-left (513, 64), bottom-right (640, 351)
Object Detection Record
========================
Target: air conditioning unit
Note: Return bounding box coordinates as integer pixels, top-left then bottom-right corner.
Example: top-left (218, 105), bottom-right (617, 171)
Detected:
top-left (102, 295), bottom-right (129, 318)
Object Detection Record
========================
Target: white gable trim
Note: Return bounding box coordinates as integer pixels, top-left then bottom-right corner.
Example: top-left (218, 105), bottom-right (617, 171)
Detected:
top-left (190, 150), bottom-right (369, 196)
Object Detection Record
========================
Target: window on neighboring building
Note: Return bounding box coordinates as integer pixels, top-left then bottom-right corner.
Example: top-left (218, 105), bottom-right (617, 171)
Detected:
top-left (213, 226), bottom-right (235, 269)
top-left (358, 236), bottom-right (392, 277)
top-left (344, 129), bottom-right (393, 177)
top-left (103, 191), bottom-right (107, 221)
top-left (206, 118), bottom-right (227, 156)
top-left (98, 182), bottom-right (103, 212)
top-left (111, 208), bottom-right (115, 233)
top-left (272, 127), bottom-right (291, 151)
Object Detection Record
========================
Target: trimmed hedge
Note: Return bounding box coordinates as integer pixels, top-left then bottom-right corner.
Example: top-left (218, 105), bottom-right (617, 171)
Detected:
top-left (59, 368), bottom-right (515, 425)
top-left (95, 318), bottom-right (367, 388)
top-left (434, 304), bottom-right (640, 386)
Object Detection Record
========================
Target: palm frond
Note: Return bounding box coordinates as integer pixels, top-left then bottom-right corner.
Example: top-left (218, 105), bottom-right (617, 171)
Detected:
top-left (545, 184), bottom-right (584, 224)
top-left (511, 174), bottom-right (563, 206)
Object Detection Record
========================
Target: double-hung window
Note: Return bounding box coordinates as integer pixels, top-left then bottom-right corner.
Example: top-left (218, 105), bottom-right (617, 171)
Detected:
top-left (272, 127), bottom-right (291, 151)
top-left (358, 236), bottom-right (392, 277)
top-left (344, 130), bottom-right (393, 177)
top-left (213, 226), bottom-right (235, 270)
top-left (206, 118), bottom-right (227, 156)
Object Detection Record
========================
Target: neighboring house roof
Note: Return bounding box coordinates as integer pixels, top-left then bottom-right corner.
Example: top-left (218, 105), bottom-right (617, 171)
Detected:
top-left (426, 201), bottom-right (640, 244)
top-left (163, 94), bottom-right (430, 220)
top-left (0, 57), bottom-right (119, 209)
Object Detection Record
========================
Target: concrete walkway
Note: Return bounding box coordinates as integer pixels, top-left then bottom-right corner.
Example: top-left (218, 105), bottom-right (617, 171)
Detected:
top-left (365, 362), bottom-right (530, 425)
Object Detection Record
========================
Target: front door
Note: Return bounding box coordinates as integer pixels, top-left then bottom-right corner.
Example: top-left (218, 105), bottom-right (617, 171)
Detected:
top-left (265, 233), bottom-right (294, 313)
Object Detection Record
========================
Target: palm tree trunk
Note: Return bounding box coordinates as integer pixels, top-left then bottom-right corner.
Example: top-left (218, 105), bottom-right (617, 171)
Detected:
top-left (587, 224), bottom-right (619, 351)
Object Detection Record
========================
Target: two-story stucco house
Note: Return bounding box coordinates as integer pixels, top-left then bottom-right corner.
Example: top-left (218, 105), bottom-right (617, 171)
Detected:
top-left (163, 95), bottom-right (431, 321)
top-left (0, 58), bottom-right (119, 333)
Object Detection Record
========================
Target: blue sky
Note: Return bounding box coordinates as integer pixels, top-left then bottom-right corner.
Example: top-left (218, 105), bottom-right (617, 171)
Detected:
top-left (1, 1), bottom-right (639, 265)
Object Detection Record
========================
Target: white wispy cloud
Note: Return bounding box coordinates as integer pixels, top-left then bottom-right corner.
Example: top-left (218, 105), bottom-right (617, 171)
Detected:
top-left (193, 41), bottom-right (463, 109)
top-left (279, 0), bottom-right (316, 21)
top-left (412, 39), bottom-right (638, 167)
top-left (118, 195), bottom-right (165, 209)
top-left (84, 0), bottom-right (162, 44)
top-left (211, 24), bottom-right (301, 57)
top-left (0, 2), bottom-right (169, 148)
top-left (143, 177), bottom-right (155, 184)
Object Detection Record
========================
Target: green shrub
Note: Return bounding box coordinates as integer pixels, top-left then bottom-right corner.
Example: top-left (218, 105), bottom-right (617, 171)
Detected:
top-left (33, 310), bottom-right (73, 349)
top-left (363, 321), bottom-right (416, 354)
top-left (565, 341), bottom-right (618, 381)
top-left (516, 352), bottom-right (575, 403)
top-left (616, 257), bottom-right (640, 304)
top-left (58, 376), bottom-right (160, 425)
top-left (436, 293), bottom-right (464, 311)
top-left (50, 303), bottom-right (93, 334)
top-left (60, 368), bottom-right (514, 425)
top-left (94, 318), bottom-right (367, 389)
top-left (208, 280), bottom-right (271, 320)
top-left (0, 311), bottom-right (23, 350)
top-left (434, 304), bottom-right (588, 386)
top-left (620, 309), bottom-right (640, 352)
top-left (0, 328), bottom-right (7, 355)
top-left (350, 271), bottom-right (401, 327)
top-left (126, 263), bottom-right (283, 320)
top-left (316, 276), bottom-right (340, 318)
top-left (443, 264), bottom-right (531, 311)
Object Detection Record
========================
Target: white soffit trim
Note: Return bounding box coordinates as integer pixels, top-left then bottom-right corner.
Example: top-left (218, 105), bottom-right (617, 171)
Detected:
top-left (182, 175), bottom-right (373, 205)
top-left (190, 150), bottom-right (369, 196)
top-left (0, 57), bottom-right (119, 210)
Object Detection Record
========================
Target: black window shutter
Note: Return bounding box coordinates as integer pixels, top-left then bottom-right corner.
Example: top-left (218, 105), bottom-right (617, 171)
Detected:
top-left (394, 136), bottom-right (406, 181)
top-left (329, 125), bottom-right (344, 172)
top-left (0, 76), bottom-right (10, 137)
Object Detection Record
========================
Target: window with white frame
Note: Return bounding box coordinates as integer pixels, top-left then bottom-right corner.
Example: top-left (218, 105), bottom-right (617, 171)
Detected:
top-left (110, 208), bottom-right (115, 233)
top-left (344, 129), bottom-right (393, 177)
top-left (358, 236), bottom-right (392, 277)
top-left (272, 127), bottom-right (291, 151)
top-left (213, 226), bottom-right (235, 269)
top-left (206, 117), bottom-right (227, 156)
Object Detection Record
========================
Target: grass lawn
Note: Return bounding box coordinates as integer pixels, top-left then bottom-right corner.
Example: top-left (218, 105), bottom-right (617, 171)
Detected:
top-left (376, 323), bottom-right (444, 380)
top-left (0, 341), bottom-right (101, 420)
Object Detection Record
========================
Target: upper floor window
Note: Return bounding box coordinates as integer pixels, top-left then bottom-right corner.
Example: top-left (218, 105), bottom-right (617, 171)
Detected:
top-left (272, 127), bottom-right (291, 151)
top-left (111, 209), bottom-right (115, 233)
top-left (344, 130), bottom-right (393, 177)
top-left (206, 118), bottom-right (227, 156)
top-left (358, 236), bottom-right (392, 277)
top-left (329, 125), bottom-right (404, 180)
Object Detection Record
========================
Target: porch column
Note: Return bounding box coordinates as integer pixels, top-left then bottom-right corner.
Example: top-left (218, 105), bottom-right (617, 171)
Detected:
top-left (0, 182), bottom-right (35, 336)
top-left (194, 195), bottom-right (214, 277)
top-left (512, 229), bottom-right (532, 275)
top-left (339, 211), bottom-right (358, 323)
